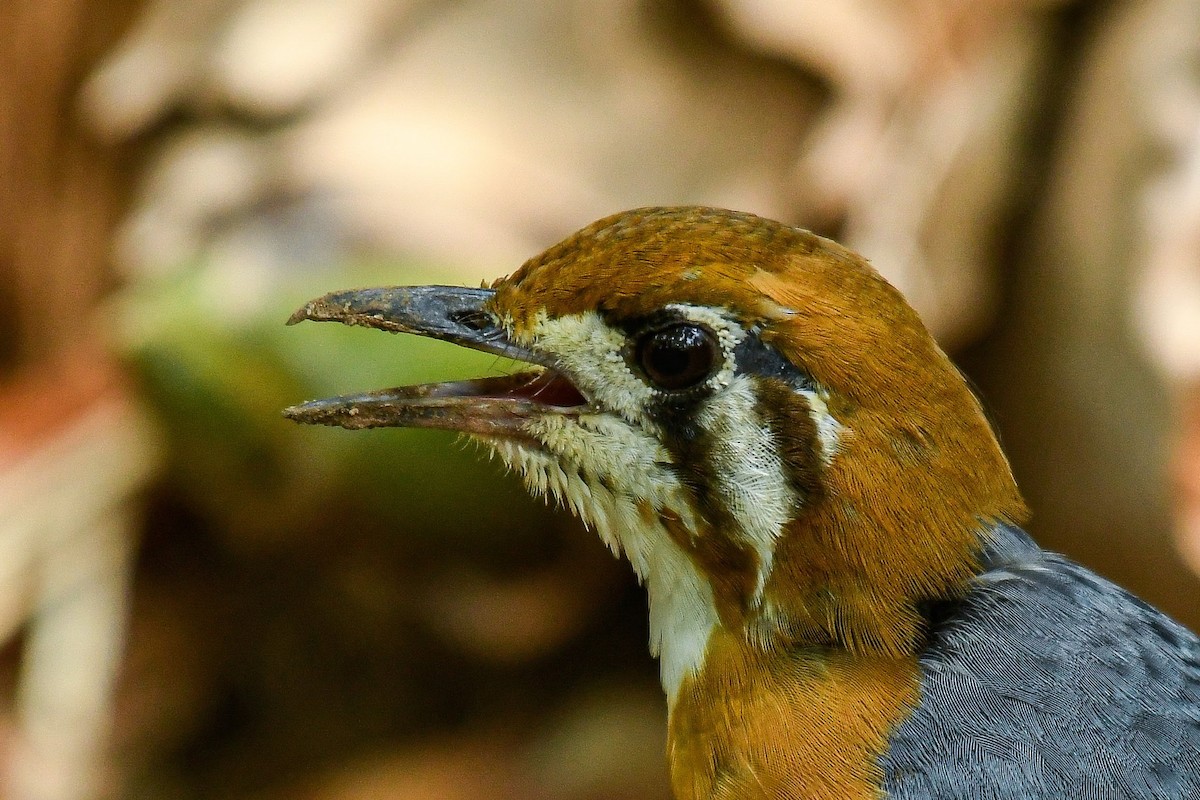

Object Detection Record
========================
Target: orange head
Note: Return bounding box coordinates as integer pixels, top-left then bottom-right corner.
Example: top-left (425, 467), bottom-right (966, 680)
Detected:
top-left (287, 206), bottom-right (1028, 699)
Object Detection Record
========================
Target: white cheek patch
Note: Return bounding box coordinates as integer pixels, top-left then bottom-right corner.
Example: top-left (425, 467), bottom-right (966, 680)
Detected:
top-left (662, 306), bottom-right (805, 603)
top-left (521, 311), bottom-right (654, 422)
top-left (518, 305), bottom-right (750, 417)
top-left (486, 303), bottom-right (816, 698)
top-left (695, 374), bottom-right (797, 602)
top-left (482, 415), bottom-right (719, 706)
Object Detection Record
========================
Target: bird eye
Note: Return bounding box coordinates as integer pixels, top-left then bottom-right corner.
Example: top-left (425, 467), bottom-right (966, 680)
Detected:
top-left (636, 323), bottom-right (719, 391)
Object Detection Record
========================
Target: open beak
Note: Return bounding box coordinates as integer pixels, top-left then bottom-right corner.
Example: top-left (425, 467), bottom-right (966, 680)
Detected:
top-left (283, 286), bottom-right (588, 438)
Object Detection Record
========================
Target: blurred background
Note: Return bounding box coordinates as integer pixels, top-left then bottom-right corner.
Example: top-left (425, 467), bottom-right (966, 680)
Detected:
top-left (2, 0), bottom-right (1199, 798)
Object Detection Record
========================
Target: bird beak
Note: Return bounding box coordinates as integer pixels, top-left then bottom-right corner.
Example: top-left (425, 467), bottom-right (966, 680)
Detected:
top-left (282, 285), bottom-right (587, 436)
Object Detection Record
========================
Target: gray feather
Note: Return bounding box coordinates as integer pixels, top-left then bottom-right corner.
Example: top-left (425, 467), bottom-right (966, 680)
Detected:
top-left (882, 526), bottom-right (1200, 799)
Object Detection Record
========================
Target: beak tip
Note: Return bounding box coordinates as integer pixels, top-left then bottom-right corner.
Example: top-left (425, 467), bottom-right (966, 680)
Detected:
top-left (283, 401), bottom-right (328, 424)
top-left (283, 398), bottom-right (358, 427)
top-left (286, 303), bottom-right (317, 326)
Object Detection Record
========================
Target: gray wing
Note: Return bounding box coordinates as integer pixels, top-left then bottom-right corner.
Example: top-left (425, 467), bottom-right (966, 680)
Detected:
top-left (882, 526), bottom-right (1200, 800)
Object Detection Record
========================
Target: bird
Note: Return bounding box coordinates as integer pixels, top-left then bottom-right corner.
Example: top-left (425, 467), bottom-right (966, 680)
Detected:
top-left (285, 206), bottom-right (1200, 799)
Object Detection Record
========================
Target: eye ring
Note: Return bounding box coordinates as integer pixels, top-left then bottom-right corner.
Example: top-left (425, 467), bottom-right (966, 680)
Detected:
top-left (635, 323), bottom-right (720, 391)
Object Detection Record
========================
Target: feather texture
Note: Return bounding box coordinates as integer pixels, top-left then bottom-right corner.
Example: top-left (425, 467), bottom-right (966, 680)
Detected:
top-left (884, 526), bottom-right (1200, 799)
top-left (289, 206), bottom-right (1200, 800)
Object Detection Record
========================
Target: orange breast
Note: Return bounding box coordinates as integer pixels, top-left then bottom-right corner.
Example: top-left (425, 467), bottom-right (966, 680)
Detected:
top-left (668, 630), bottom-right (920, 800)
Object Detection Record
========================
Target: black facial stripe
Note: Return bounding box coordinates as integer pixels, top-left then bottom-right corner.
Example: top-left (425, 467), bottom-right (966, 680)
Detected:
top-left (653, 389), bottom-right (772, 620)
top-left (652, 374), bottom-right (825, 506)
top-left (659, 421), bottom-right (731, 532)
top-left (653, 424), bottom-right (764, 620)
top-left (754, 378), bottom-right (825, 505)
top-left (733, 330), bottom-right (815, 391)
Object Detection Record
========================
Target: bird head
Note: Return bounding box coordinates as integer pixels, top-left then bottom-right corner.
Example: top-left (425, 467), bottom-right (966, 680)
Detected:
top-left (286, 206), bottom-right (1027, 700)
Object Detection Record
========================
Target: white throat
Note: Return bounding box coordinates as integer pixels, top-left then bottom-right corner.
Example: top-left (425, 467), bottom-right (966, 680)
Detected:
top-left (485, 415), bottom-right (720, 704)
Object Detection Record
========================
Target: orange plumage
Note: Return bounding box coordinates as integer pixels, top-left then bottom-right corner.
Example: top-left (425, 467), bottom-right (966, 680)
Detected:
top-left (495, 208), bottom-right (1026, 655)
top-left (286, 207), bottom-right (1198, 800)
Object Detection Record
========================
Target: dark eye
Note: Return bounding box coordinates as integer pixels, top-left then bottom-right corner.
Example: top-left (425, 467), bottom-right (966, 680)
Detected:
top-left (637, 323), bottom-right (719, 391)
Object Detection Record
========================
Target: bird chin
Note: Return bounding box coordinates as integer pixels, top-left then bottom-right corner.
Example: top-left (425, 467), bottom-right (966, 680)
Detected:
top-left (282, 369), bottom-right (590, 447)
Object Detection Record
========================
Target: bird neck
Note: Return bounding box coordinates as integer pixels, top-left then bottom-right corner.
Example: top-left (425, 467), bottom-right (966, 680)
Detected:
top-left (638, 383), bottom-right (1026, 705)
top-left (668, 627), bottom-right (921, 800)
top-left (664, 515), bottom-right (1022, 800)
top-left (745, 362), bottom-right (1029, 657)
